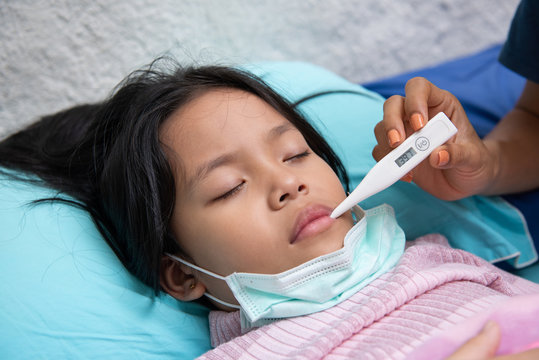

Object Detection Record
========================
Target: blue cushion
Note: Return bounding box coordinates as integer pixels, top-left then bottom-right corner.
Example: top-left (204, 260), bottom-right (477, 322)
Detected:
top-left (0, 174), bottom-right (212, 359)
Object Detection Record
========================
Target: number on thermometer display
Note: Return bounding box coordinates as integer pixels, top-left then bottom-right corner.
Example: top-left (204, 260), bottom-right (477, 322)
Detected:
top-left (394, 147), bottom-right (417, 167)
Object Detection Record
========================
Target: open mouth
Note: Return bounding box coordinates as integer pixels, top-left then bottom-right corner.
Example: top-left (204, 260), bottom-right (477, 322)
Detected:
top-left (291, 204), bottom-right (335, 244)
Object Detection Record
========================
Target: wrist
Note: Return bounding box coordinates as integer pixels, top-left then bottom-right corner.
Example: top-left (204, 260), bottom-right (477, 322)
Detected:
top-left (478, 139), bottom-right (502, 195)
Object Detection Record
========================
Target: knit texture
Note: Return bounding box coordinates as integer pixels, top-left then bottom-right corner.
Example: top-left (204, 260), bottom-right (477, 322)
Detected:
top-left (200, 234), bottom-right (539, 359)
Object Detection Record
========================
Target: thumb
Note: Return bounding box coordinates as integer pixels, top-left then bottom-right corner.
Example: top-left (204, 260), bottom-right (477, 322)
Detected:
top-left (429, 142), bottom-right (483, 171)
top-left (446, 321), bottom-right (501, 360)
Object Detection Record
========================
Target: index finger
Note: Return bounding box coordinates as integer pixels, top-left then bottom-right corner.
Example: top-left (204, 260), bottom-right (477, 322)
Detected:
top-left (446, 321), bottom-right (500, 360)
top-left (381, 94), bottom-right (406, 148)
top-left (403, 77), bottom-right (448, 131)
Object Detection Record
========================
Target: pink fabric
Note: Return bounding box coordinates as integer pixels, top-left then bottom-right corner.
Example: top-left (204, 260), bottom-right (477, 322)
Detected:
top-left (199, 234), bottom-right (539, 360)
top-left (409, 293), bottom-right (539, 359)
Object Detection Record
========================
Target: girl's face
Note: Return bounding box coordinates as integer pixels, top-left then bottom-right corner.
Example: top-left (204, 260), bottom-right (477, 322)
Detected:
top-left (160, 88), bottom-right (354, 305)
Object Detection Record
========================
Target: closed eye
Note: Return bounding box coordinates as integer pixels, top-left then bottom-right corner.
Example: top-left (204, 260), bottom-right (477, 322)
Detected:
top-left (215, 181), bottom-right (245, 201)
top-left (285, 150), bottom-right (311, 162)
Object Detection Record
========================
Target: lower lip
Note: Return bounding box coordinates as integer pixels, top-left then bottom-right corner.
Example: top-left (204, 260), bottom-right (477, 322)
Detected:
top-left (293, 216), bottom-right (335, 244)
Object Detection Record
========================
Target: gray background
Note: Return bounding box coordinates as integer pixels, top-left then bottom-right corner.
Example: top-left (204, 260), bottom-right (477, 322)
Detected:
top-left (0, 0), bottom-right (520, 138)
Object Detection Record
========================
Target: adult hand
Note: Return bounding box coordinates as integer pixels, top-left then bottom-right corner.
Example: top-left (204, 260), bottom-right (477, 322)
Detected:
top-left (447, 321), bottom-right (539, 360)
top-left (372, 77), bottom-right (497, 200)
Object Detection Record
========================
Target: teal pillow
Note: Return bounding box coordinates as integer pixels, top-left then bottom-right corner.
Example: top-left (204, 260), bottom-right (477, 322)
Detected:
top-left (0, 174), bottom-right (211, 359)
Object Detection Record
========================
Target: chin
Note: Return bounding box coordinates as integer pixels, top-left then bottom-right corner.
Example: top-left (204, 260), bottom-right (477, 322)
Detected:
top-left (309, 230), bottom-right (346, 259)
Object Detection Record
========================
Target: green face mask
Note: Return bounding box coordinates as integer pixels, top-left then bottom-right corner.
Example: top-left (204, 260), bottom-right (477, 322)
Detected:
top-left (169, 204), bottom-right (405, 331)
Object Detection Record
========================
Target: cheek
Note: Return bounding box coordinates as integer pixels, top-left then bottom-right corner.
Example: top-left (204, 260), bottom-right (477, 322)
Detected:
top-left (203, 208), bottom-right (287, 274)
top-left (312, 161), bottom-right (347, 196)
top-left (173, 206), bottom-right (263, 274)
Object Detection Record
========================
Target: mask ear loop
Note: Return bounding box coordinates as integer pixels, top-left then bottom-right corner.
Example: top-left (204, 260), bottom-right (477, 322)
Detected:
top-left (166, 253), bottom-right (241, 310)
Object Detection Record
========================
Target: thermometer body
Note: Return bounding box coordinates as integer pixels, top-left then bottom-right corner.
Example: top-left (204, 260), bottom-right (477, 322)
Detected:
top-left (330, 112), bottom-right (458, 218)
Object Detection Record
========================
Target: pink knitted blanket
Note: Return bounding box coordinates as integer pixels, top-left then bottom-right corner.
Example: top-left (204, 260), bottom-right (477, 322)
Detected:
top-left (199, 234), bottom-right (539, 359)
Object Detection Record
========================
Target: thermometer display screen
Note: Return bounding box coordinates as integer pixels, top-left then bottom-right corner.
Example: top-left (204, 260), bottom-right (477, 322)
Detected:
top-left (395, 147), bottom-right (417, 167)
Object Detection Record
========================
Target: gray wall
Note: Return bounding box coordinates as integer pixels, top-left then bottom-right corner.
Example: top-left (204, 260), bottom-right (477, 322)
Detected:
top-left (0, 0), bottom-right (520, 137)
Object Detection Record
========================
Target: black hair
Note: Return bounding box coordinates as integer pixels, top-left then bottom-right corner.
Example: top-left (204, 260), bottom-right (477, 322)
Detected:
top-left (0, 59), bottom-right (350, 294)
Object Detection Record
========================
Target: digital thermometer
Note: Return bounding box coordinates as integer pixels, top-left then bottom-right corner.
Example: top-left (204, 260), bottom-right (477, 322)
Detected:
top-left (330, 112), bottom-right (457, 218)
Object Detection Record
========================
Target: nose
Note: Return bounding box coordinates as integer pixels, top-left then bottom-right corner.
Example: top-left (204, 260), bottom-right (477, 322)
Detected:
top-left (268, 169), bottom-right (308, 210)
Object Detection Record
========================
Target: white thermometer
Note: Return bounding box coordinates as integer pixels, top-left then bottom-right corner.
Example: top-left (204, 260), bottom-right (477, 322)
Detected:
top-left (330, 112), bottom-right (457, 218)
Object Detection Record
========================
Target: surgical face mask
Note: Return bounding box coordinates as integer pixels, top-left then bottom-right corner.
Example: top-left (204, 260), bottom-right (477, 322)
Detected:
top-left (168, 204), bottom-right (405, 331)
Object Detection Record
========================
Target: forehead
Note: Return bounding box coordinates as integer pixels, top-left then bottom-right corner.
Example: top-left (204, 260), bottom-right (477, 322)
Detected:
top-left (159, 88), bottom-right (297, 171)
top-left (163, 88), bottom-right (291, 139)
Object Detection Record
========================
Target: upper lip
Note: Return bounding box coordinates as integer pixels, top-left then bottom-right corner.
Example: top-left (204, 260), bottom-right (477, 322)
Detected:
top-left (290, 204), bottom-right (332, 244)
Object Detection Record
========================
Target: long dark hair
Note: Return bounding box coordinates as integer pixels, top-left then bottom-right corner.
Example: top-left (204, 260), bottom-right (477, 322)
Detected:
top-left (0, 59), bottom-right (350, 294)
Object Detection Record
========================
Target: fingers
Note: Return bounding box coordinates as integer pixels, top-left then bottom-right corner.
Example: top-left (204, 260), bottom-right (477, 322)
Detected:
top-left (373, 76), bottom-right (490, 198)
top-left (382, 95), bottom-right (406, 147)
top-left (436, 149), bottom-right (450, 167)
top-left (374, 77), bottom-right (467, 186)
top-left (402, 77), bottom-right (433, 130)
top-left (428, 141), bottom-right (480, 171)
top-left (380, 77), bottom-right (444, 151)
top-left (400, 171), bottom-right (413, 183)
top-left (403, 77), bottom-right (450, 128)
top-left (447, 321), bottom-right (501, 360)
top-left (429, 146), bottom-right (453, 169)
top-left (372, 121), bottom-right (414, 183)
top-left (495, 348), bottom-right (539, 360)
top-left (495, 349), bottom-right (539, 360)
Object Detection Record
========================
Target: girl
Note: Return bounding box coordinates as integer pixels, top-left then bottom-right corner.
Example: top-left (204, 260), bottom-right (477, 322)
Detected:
top-left (2, 60), bottom-right (539, 359)
top-left (0, 59), bottom-right (355, 301)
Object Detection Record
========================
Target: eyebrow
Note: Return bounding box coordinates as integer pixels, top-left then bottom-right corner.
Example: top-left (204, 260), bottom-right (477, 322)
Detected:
top-left (190, 153), bottom-right (237, 189)
top-left (267, 122), bottom-right (295, 141)
top-left (189, 122), bottom-right (296, 187)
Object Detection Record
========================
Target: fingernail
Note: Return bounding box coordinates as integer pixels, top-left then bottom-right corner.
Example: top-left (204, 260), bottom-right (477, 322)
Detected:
top-left (410, 113), bottom-right (425, 131)
top-left (401, 173), bottom-right (413, 183)
top-left (437, 150), bottom-right (449, 166)
top-left (387, 129), bottom-right (401, 147)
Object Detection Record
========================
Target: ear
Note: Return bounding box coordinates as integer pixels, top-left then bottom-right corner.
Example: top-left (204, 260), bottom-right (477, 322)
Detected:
top-left (160, 256), bottom-right (206, 301)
